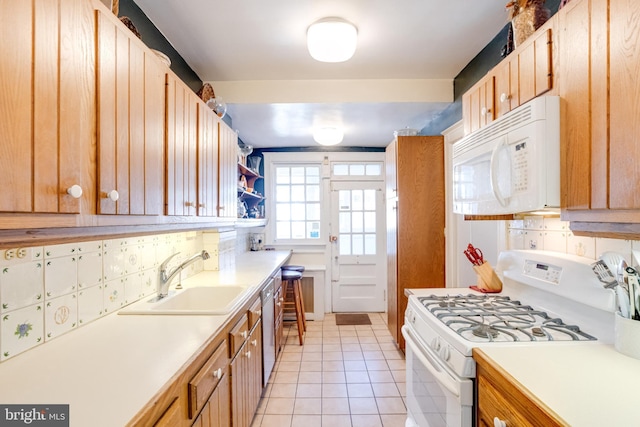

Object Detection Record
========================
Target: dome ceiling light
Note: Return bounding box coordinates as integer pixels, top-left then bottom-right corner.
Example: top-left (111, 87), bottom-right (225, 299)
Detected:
top-left (313, 127), bottom-right (344, 146)
top-left (307, 18), bottom-right (358, 63)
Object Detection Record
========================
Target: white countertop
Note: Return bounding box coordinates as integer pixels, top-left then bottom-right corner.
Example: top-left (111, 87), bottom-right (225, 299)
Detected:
top-left (479, 343), bottom-right (640, 426)
top-left (0, 250), bottom-right (291, 427)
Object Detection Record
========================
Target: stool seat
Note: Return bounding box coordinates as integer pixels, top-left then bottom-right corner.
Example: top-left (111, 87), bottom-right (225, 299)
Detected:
top-left (282, 264), bottom-right (305, 273)
top-left (282, 270), bottom-right (303, 281)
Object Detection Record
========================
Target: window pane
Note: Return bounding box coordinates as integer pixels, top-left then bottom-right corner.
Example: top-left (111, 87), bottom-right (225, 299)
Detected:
top-left (366, 164), bottom-right (381, 176)
top-left (306, 203), bottom-right (320, 221)
top-left (364, 189), bottom-right (376, 211)
top-left (308, 222), bottom-right (321, 239)
top-left (291, 203), bottom-right (306, 220)
top-left (352, 234), bottom-right (364, 255)
top-left (339, 212), bottom-right (351, 233)
top-left (352, 211), bottom-right (363, 233)
top-left (334, 164), bottom-right (349, 175)
top-left (364, 212), bottom-right (376, 232)
top-left (339, 190), bottom-right (351, 210)
top-left (291, 167), bottom-right (305, 184)
top-left (276, 167), bottom-right (290, 184)
top-left (306, 185), bottom-right (320, 201)
top-left (307, 175), bottom-right (320, 184)
top-left (276, 185), bottom-right (290, 202)
top-left (350, 164), bottom-right (365, 175)
top-left (364, 234), bottom-right (376, 255)
top-left (339, 234), bottom-right (351, 255)
top-left (276, 204), bottom-right (291, 221)
top-left (291, 222), bottom-right (306, 239)
top-left (276, 222), bottom-right (290, 239)
top-left (291, 185), bottom-right (305, 202)
top-left (352, 190), bottom-right (363, 211)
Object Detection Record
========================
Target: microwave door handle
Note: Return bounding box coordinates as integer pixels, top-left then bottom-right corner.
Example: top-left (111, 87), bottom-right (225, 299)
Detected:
top-left (490, 138), bottom-right (509, 207)
top-left (401, 325), bottom-right (461, 398)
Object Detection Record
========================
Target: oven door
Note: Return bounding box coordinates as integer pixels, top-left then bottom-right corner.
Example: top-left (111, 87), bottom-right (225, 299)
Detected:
top-left (401, 325), bottom-right (473, 427)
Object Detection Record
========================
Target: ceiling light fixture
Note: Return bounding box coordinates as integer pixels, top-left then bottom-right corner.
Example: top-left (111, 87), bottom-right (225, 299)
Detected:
top-left (307, 18), bottom-right (358, 63)
top-left (313, 127), bottom-right (344, 146)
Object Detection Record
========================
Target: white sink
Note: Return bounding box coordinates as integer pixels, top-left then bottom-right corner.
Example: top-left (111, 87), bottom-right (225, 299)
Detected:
top-left (118, 286), bottom-right (249, 315)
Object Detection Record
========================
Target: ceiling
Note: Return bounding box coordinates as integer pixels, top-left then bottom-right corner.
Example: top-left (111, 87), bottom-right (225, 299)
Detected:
top-left (133, 0), bottom-right (509, 148)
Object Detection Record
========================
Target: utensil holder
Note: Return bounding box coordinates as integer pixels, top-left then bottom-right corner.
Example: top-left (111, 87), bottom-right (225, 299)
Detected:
top-left (614, 311), bottom-right (640, 360)
top-left (473, 261), bottom-right (503, 292)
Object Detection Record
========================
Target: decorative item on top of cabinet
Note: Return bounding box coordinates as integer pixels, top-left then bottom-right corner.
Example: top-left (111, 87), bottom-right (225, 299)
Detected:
top-left (507, 0), bottom-right (551, 48)
top-left (0, 0), bottom-right (93, 215)
top-left (386, 136), bottom-right (446, 350)
top-left (559, 0), bottom-right (640, 239)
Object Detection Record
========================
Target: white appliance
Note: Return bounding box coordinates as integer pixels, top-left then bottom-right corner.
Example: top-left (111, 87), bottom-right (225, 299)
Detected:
top-left (452, 96), bottom-right (560, 215)
top-left (402, 250), bottom-right (616, 427)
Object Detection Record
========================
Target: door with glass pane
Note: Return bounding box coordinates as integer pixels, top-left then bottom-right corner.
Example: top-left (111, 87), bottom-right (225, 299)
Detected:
top-left (330, 181), bottom-right (386, 312)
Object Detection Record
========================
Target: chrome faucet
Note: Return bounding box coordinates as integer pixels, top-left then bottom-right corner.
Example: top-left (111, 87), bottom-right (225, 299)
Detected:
top-left (157, 250), bottom-right (210, 298)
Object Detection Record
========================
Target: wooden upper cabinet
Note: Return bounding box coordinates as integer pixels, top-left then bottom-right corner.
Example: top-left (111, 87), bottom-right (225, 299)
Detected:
top-left (0, 0), bottom-right (94, 214)
top-left (166, 72), bottom-right (198, 216)
top-left (217, 122), bottom-right (238, 218)
top-left (197, 104), bottom-right (220, 217)
top-left (493, 56), bottom-right (519, 118)
top-left (519, 27), bottom-right (553, 104)
top-left (462, 74), bottom-right (495, 134)
top-left (96, 10), bottom-right (165, 216)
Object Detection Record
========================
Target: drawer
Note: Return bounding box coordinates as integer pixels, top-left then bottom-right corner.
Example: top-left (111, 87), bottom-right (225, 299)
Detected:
top-left (229, 314), bottom-right (249, 357)
top-left (153, 397), bottom-right (181, 427)
top-left (188, 340), bottom-right (228, 419)
top-left (248, 297), bottom-right (262, 329)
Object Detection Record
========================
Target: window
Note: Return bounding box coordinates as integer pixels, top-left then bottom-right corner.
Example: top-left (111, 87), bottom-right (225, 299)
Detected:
top-left (332, 162), bottom-right (383, 178)
top-left (338, 188), bottom-right (377, 255)
top-left (273, 165), bottom-right (321, 240)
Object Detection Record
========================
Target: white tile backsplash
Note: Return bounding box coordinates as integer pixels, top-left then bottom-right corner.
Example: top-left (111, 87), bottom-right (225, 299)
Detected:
top-left (0, 230), bottom-right (233, 362)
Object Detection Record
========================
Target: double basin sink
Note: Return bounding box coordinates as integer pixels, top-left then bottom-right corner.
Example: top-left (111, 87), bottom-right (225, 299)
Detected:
top-left (119, 284), bottom-right (250, 316)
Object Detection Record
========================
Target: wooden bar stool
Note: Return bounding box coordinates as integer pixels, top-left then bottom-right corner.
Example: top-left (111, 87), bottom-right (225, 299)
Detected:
top-left (282, 265), bottom-right (306, 328)
top-left (281, 269), bottom-right (306, 345)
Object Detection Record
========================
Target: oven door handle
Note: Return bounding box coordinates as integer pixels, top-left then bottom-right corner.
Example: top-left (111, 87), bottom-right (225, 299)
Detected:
top-left (401, 325), bottom-right (461, 399)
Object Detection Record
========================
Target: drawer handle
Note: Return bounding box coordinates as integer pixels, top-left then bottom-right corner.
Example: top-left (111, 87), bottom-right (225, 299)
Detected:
top-left (246, 350), bottom-right (251, 359)
top-left (493, 417), bottom-right (506, 427)
top-left (251, 339), bottom-right (257, 347)
top-left (241, 330), bottom-right (248, 339)
top-left (212, 368), bottom-right (222, 380)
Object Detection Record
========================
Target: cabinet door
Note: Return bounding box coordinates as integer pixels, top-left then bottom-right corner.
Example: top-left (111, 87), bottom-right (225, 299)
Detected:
top-left (217, 121), bottom-right (238, 218)
top-left (96, 11), bottom-right (165, 215)
top-left (230, 345), bottom-right (249, 427)
top-left (519, 28), bottom-right (552, 104)
top-left (248, 322), bottom-right (263, 417)
top-left (493, 56), bottom-right (519, 118)
top-left (197, 104), bottom-right (220, 217)
top-left (610, 0), bottom-right (640, 210)
top-left (462, 75), bottom-right (495, 134)
top-left (385, 140), bottom-right (398, 342)
top-left (166, 73), bottom-right (198, 216)
top-left (0, 0), bottom-right (93, 213)
top-left (193, 373), bottom-right (230, 427)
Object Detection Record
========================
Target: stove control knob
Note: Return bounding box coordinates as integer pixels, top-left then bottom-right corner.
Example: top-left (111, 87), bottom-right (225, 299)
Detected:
top-left (493, 417), bottom-right (507, 427)
top-left (431, 337), bottom-right (441, 351)
top-left (440, 346), bottom-right (450, 362)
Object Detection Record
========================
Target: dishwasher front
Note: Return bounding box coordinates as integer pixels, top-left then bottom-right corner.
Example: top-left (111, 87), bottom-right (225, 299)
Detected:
top-left (261, 277), bottom-right (275, 386)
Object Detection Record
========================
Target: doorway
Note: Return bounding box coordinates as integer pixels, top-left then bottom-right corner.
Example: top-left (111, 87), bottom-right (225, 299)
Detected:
top-left (330, 180), bottom-right (386, 312)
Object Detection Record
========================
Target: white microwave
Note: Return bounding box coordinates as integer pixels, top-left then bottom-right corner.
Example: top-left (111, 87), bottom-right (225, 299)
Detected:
top-left (452, 96), bottom-right (560, 215)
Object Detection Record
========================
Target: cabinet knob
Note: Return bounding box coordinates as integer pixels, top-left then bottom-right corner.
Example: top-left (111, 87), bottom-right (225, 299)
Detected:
top-left (481, 107), bottom-right (491, 117)
top-left (105, 190), bottom-right (119, 202)
top-left (494, 417), bottom-right (507, 427)
top-left (500, 93), bottom-right (511, 103)
top-left (198, 203), bottom-right (205, 208)
top-left (251, 339), bottom-right (257, 347)
top-left (66, 185), bottom-right (83, 199)
top-left (246, 350), bottom-right (251, 359)
top-left (212, 368), bottom-right (222, 380)
top-left (185, 201), bottom-right (194, 207)
top-left (241, 330), bottom-right (248, 339)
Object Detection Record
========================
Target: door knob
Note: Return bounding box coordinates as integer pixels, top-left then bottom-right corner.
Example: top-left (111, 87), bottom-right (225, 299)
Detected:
top-left (329, 235), bottom-right (338, 243)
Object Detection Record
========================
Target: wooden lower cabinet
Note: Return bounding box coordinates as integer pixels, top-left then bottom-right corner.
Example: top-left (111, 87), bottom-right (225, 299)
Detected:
top-left (231, 320), bottom-right (263, 427)
top-left (191, 374), bottom-right (230, 427)
top-left (474, 349), bottom-right (566, 427)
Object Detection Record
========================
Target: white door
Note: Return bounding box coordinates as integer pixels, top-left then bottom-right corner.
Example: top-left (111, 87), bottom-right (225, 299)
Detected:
top-left (330, 181), bottom-right (386, 312)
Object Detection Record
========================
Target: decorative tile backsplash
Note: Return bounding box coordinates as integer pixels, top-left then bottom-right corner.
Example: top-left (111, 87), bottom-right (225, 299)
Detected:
top-left (508, 217), bottom-right (640, 265)
top-left (0, 230), bottom-right (219, 362)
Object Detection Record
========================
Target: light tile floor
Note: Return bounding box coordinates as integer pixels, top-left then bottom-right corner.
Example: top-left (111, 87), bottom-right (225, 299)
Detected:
top-left (252, 313), bottom-right (407, 427)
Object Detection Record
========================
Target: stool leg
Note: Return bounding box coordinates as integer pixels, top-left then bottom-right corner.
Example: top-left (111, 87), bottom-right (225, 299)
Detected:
top-left (292, 278), bottom-right (305, 345)
top-left (296, 279), bottom-right (307, 331)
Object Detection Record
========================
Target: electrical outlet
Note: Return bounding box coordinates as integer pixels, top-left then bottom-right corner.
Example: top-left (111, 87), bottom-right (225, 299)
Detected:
top-left (16, 248), bottom-right (27, 259)
top-left (4, 249), bottom-right (16, 260)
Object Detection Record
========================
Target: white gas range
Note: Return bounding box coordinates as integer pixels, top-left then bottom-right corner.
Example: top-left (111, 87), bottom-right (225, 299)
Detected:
top-left (402, 250), bottom-right (617, 427)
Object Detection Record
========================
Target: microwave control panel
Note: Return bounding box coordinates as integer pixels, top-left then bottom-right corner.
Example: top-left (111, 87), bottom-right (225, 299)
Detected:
top-left (511, 140), bottom-right (529, 193)
top-left (523, 259), bottom-right (562, 285)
